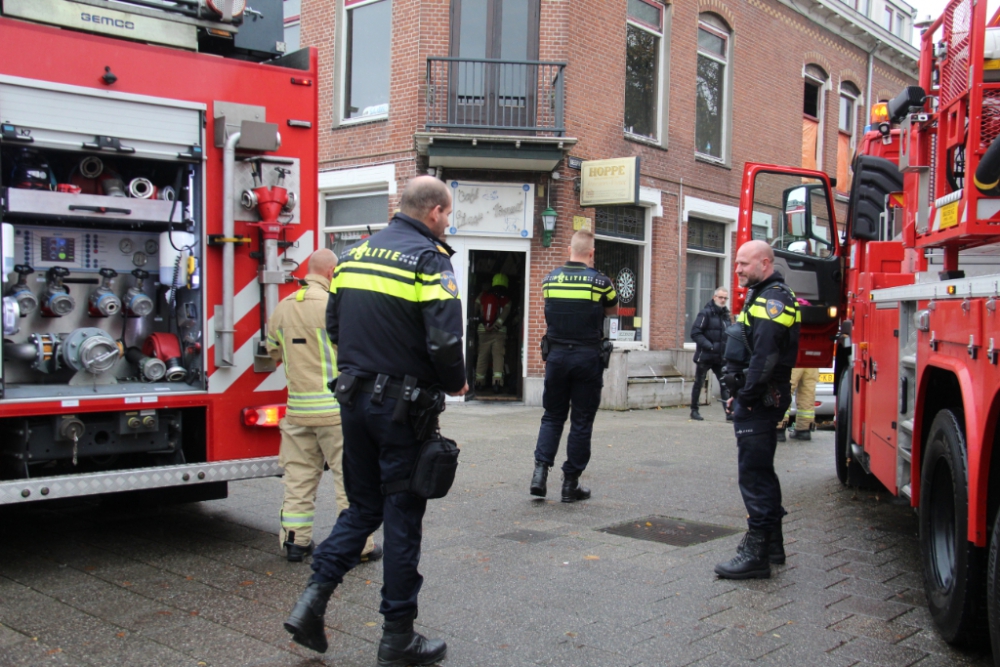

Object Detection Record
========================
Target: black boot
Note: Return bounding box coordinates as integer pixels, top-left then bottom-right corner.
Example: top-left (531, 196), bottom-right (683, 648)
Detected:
top-left (377, 612), bottom-right (447, 667)
top-left (690, 408), bottom-right (704, 421)
top-left (714, 529), bottom-right (771, 579)
top-left (561, 472), bottom-right (591, 503)
top-left (768, 524), bottom-right (786, 564)
top-left (284, 576), bottom-right (337, 653)
top-left (530, 461), bottom-right (550, 497)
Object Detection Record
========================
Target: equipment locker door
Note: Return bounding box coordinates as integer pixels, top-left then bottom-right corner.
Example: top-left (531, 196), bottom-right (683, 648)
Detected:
top-left (734, 164), bottom-right (843, 368)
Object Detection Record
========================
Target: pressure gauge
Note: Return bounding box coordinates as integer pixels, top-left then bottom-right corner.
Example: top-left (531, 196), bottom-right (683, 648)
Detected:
top-left (132, 252), bottom-right (148, 267)
top-left (119, 238), bottom-right (134, 254)
top-left (145, 239), bottom-right (159, 254)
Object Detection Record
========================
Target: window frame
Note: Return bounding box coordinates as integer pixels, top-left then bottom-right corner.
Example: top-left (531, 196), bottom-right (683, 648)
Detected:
top-left (595, 195), bottom-right (656, 351)
top-left (802, 66), bottom-right (828, 171)
top-left (695, 16), bottom-right (732, 165)
top-left (836, 84), bottom-right (859, 195)
top-left (624, 0), bottom-right (671, 146)
top-left (333, 0), bottom-right (393, 128)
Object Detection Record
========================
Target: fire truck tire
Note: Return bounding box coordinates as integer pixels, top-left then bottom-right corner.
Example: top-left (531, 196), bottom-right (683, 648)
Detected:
top-left (835, 369), bottom-right (876, 487)
top-left (919, 409), bottom-right (988, 647)
top-left (988, 508), bottom-right (1000, 665)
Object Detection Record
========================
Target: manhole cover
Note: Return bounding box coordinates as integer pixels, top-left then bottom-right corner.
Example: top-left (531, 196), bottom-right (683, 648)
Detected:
top-left (598, 516), bottom-right (740, 547)
top-left (497, 529), bottom-right (556, 544)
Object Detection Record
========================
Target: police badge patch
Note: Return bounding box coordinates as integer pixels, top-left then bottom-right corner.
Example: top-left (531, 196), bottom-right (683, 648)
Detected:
top-left (765, 299), bottom-right (785, 319)
top-left (441, 271), bottom-right (460, 297)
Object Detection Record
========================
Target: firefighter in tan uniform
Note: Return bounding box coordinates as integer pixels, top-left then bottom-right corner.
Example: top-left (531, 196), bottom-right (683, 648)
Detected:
top-left (474, 273), bottom-right (512, 392)
top-left (267, 249), bottom-right (381, 563)
top-left (778, 367), bottom-right (819, 441)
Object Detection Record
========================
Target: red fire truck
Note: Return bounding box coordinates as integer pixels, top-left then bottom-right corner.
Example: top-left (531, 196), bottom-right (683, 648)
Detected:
top-left (733, 0), bottom-right (1000, 654)
top-left (0, 1), bottom-right (316, 506)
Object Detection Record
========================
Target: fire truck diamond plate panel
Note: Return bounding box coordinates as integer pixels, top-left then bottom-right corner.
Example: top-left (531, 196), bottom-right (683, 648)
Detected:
top-left (0, 458), bottom-right (281, 505)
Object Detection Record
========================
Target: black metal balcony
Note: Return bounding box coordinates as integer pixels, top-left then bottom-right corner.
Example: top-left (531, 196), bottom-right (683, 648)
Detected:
top-left (425, 57), bottom-right (567, 136)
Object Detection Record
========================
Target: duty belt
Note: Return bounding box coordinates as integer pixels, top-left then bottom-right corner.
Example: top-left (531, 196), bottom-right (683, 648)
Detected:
top-left (548, 340), bottom-right (601, 350)
top-left (359, 376), bottom-right (406, 399)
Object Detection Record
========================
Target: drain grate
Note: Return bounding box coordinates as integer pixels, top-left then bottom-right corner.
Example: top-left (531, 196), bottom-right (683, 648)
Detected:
top-left (598, 516), bottom-right (740, 547)
top-left (497, 529), bottom-right (557, 544)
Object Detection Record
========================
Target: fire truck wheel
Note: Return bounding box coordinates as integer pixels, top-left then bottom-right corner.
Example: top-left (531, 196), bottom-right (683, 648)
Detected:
top-left (988, 508), bottom-right (1000, 665)
top-left (919, 408), bottom-right (988, 647)
top-left (835, 369), bottom-right (876, 487)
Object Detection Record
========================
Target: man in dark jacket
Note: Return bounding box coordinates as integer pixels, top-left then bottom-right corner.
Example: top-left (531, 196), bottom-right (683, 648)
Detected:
top-left (689, 287), bottom-right (731, 421)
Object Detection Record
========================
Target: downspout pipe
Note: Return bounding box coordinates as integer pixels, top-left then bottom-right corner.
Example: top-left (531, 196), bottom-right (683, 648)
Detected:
top-left (218, 130), bottom-right (241, 368)
top-left (866, 39), bottom-right (881, 116)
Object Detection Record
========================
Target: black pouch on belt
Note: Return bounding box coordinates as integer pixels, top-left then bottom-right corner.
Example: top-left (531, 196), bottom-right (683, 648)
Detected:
top-left (540, 335), bottom-right (550, 361)
top-left (331, 373), bottom-right (360, 408)
top-left (599, 339), bottom-right (614, 369)
top-left (392, 375), bottom-right (419, 425)
top-left (382, 433), bottom-right (460, 500)
top-left (409, 386), bottom-right (446, 442)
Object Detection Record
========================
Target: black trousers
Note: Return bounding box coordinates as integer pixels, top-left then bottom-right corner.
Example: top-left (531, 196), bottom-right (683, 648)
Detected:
top-left (691, 361), bottom-right (729, 410)
top-left (732, 393), bottom-right (791, 532)
top-left (312, 392), bottom-right (427, 621)
top-left (533, 346), bottom-right (603, 475)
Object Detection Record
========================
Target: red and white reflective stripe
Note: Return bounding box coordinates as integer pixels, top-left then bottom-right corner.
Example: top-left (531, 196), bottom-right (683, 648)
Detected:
top-left (207, 231), bottom-right (313, 394)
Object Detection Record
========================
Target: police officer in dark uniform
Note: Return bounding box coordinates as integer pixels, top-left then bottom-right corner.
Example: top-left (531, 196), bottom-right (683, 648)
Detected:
top-left (284, 176), bottom-right (468, 665)
top-left (715, 240), bottom-right (800, 580)
top-left (530, 230), bottom-right (618, 503)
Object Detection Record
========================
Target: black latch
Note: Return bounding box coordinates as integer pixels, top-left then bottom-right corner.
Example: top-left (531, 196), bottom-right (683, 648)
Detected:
top-left (178, 145), bottom-right (203, 160)
top-left (82, 136), bottom-right (136, 153)
top-left (893, 329), bottom-right (899, 338)
top-left (1, 123), bottom-right (32, 143)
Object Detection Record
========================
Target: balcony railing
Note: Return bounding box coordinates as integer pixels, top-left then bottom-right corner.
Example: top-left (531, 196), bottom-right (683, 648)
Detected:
top-left (425, 57), bottom-right (566, 136)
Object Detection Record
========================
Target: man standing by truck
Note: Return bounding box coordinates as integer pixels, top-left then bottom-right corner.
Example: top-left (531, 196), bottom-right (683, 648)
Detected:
top-left (689, 287), bottom-right (732, 421)
top-left (266, 249), bottom-right (381, 564)
top-left (717, 240), bottom-right (799, 580)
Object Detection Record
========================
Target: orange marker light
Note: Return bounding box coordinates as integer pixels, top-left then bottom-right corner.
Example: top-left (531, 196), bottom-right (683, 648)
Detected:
top-left (242, 404), bottom-right (286, 427)
top-left (870, 102), bottom-right (890, 124)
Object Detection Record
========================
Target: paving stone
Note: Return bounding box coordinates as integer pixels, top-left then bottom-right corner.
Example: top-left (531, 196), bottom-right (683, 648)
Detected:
top-left (828, 576), bottom-right (908, 601)
top-left (832, 595), bottom-right (914, 622)
top-left (691, 626), bottom-right (788, 660)
top-left (829, 636), bottom-right (929, 666)
top-left (828, 615), bottom-right (921, 644)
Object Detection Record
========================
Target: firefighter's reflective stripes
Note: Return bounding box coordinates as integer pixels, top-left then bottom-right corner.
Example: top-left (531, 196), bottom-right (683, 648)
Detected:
top-left (332, 262), bottom-right (457, 303)
top-left (280, 509), bottom-right (314, 528)
top-left (316, 328), bottom-right (335, 389)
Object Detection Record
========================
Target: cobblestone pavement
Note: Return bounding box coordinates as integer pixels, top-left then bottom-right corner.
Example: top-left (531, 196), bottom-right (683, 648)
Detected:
top-left (0, 403), bottom-right (994, 667)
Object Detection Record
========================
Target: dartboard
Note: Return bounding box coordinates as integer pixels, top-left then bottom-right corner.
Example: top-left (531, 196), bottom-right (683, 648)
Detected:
top-left (616, 268), bottom-right (636, 304)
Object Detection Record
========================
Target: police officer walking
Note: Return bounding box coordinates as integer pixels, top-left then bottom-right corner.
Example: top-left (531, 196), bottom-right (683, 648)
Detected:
top-left (530, 230), bottom-right (618, 502)
top-left (284, 176), bottom-right (468, 664)
top-left (689, 287), bottom-right (731, 421)
top-left (715, 240), bottom-right (799, 580)
top-left (266, 249), bottom-right (381, 564)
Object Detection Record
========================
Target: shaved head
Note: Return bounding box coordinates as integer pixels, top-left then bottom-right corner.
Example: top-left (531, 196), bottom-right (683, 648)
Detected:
top-left (308, 248), bottom-right (338, 278)
top-left (400, 175), bottom-right (453, 238)
top-left (734, 240), bottom-right (775, 288)
top-left (570, 230), bottom-right (595, 258)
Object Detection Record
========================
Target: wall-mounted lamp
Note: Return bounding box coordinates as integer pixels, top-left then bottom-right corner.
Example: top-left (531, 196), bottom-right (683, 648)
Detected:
top-left (541, 206), bottom-right (557, 247)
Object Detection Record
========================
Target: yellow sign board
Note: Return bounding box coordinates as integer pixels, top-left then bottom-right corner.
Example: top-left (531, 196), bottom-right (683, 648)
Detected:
top-left (939, 201), bottom-right (959, 230)
top-left (572, 216), bottom-right (592, 231)
top-left (580, 157), bottom-right (640, 207)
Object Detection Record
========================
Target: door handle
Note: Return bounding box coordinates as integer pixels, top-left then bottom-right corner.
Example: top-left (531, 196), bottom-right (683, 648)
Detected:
top-left (786, 260), bottom-right (805, 268)
top-left (68, 205), bottom-right (132, 215)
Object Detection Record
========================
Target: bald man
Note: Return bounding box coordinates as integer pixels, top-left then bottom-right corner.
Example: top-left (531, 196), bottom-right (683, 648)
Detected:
top-left (716, 240), bottom-right (800, 580)
top-left (267, 249), bottom-right (380, 563)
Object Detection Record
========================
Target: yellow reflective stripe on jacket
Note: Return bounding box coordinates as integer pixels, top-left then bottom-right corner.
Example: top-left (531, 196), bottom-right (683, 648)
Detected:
top-left (315, 328), bottom-right (335, 389)
top-left (747, 304), bottom-right (797, 327)
top-left (543, 287), bottom-right (599, 301)
top-left (334, 265), bottom-right (457, 303)
top-left (286, 391), bottom-right (339, 415)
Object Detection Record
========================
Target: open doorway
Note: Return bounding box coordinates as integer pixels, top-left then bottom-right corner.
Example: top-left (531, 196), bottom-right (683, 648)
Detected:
top-left (466, 249), bottom-right (526, 401)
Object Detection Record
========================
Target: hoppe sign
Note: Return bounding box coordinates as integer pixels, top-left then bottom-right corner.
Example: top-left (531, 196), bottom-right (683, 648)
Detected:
top-left (447, 181), bottom-right (535, 238)
top-left (579, 156), bottom-right (640, 207)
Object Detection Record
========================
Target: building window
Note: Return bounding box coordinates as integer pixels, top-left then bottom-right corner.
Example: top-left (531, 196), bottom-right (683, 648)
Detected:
top-left (595, 206), bottom-right (648, 344)
top-left (625, 0), bottom-right (666, 141)
top-left (343, 0), bottom-right (391, 121)
top-left (802, 65), bottom-right (827, 171)
top-left (685, 218), bottom-right (726, 343)
top-left (840, 0), bottom-right (869, 17)
top-left (837, 82), bottom-right (860, 194)
top-left (283, 0), bottom-right (301, 51)
top-left (696, 13), bottom-right (731, 161)
top-left (323, 193), bottom-right (389, 257)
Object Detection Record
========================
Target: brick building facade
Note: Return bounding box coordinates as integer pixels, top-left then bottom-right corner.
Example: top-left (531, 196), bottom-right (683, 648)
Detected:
top-left (288, 0), bottom-right (916, 405)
